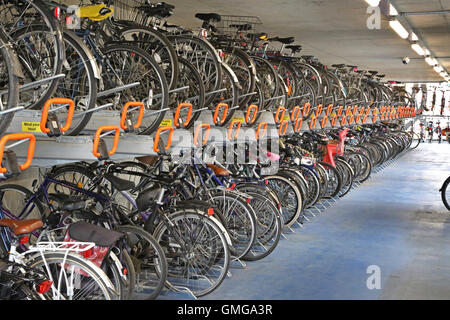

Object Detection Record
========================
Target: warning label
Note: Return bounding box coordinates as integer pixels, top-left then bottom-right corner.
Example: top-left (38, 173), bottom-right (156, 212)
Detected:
top-left (232, 117), bottom-right (245, 123)
top-left (159, 119), bottom-right (173, 127)
top-left (22, 122), bottom-right (42, 132)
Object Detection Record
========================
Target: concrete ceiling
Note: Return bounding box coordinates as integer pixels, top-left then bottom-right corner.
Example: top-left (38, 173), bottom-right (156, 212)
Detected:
top-left (162, 0), bottom-right (450, 82)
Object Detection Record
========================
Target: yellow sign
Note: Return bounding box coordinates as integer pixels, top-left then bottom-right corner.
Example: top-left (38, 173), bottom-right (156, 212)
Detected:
top-left (232, 117), bottom-right (245, 123)
top-left (159, 119), bottom-right (172, 127)
top-left (22, 122), bottom-right (42, 132)
top-left (282, 115), bottom-right (290, 121)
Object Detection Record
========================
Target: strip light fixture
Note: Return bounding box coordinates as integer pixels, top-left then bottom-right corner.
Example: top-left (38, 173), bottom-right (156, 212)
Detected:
top-left (411, 43), bottom-right (425, 56)
top-left (389, 19), bottom-right (409, 39)
top-left (363, 0), bottom-right (449, 80)
top-left (434, 65), bottom-right (444, 73)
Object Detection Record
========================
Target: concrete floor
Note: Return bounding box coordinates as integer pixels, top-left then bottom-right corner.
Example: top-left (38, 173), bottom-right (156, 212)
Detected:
top-left (187, 142), bottom-right (450, 300)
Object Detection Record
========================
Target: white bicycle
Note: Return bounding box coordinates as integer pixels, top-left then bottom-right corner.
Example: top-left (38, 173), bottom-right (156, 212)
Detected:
top-left (0, 218), bottom-right (118, 300)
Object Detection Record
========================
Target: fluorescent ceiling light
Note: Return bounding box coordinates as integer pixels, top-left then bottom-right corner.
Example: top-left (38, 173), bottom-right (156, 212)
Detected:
top-left (364, 0), bottom-right (380, 7)
top-left (411, 43), bottom-right (425, 56)
top-left (425, 57), bottom-right (437, 66)
top-left (389, 20), bottom-right (409, 39)
top-left (441, 72), bottom-right (448, 78)
top-left (411, 33), bottom-right (418, 41)
top-left (389, 4), bottom-right (399, 16)
top-left (424, 49), bottom-right (430, 56)
top-left (434, 65), bottom-right (443, 73)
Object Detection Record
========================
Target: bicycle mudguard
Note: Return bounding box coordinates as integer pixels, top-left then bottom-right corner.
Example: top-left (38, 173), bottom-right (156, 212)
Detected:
top-left (63, 30), bottom-right (101, 80)
top-left (0, 33), bottom-right (25, 79)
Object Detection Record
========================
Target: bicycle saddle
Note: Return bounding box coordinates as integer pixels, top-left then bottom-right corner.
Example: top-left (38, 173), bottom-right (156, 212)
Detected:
top-left (301, 55), bottom-right (315, 61)
top-left (270, 36), bottom-right (295, 44)
top-left (78, 4), bottom-right (113, 21)
top-left (0, 219), bottom-right (43, 236)
top-left (104, 173), bottom-right (136, 192)
top-left (135, 187), bottom-right (163, 211)
top-left (206, 163), bottom-right (230, 176)
top-left (68, 221), bottom-right (124, 248)
top-left (246, 32), bottom-right (269, 41)
top-left (195, 13), bottom-right (221, 22)
top-left (368, 70), bottom-right (378, 75)
top-left (229, 23), bottom-right (252, 31)
top-left (139, 2), bottom-right (175, 18)
top-left (286, 44), bottom-right (302, 50)
top-left (48, 193), bottom-right (86, 211)
top-left (331, 64), bottom-right (345, 69)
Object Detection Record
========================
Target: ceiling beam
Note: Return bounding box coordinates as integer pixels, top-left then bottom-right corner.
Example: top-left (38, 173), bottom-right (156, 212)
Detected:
top-left (400, 10), bottom-right (450, 16)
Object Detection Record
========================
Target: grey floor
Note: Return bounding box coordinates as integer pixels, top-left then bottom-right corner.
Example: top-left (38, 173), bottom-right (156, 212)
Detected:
top-left (187, 142), bottom-right (450, 300)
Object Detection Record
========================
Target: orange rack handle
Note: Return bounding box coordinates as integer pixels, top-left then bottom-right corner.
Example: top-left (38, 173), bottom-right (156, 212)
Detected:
top-left (274, 106), bottom-right (286, 124)
top-left (315, 104), bottom-right (323, 117)
top-left (213, 103), bottom-right (229, 125)
top-left (340, 116), bottom-right (347, 127)
top-left (309, 116), bottom-right (318, 130)
top-left (330, 115), bottom-right (338, 127)
top-left (228, 120), bottom-right (242, 140)
top-left (174, 102), bottom-right (193, 127)
top-left (256, 122), bottom-right (267, 140)
top-left (245, 104), bottom-right (259, 124)
top-left (337, 105), bottom-right (344, 117)
top-left (194, 123), bottom-right (211, 146)
top-left (92, 125), bottom-right (120, 158)
top-left (302, 102), bottom-right (311, 117)
top-left (291, 106), bottom-right (301, 121)
top-left (40, 98), bottom-right (75, 134)
top-left (0, 133), bottom-right (36, 173)
top-left (320, 116), bottom-right (328, 129)
top-left (153, 126), bottom-right (174, 153)
top-left (120, 101), bottom-right (145, 130)
top-left (326, 104), bottom-right (333, 116)
top-left (295, 118), bottom-right (303, 132)
top-left (279, 120), bottom-right (288, 136)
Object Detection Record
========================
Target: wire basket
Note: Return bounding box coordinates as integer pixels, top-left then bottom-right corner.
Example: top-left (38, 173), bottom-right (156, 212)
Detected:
top-left (215, 15), bottom-right (263, 37)
top-left (110, 0), bottom-right (154, 25)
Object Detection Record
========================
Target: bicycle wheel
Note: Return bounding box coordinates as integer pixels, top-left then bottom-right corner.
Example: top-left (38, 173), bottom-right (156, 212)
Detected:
top-left (119, 25), bottom-right (179, 90)
top-left (237, 190), bottom-right (282, 261)
top-left (99, 43), bottom-right (169, 135)
top-left (317, 161), bottom-right (342, 198)
top-left (222, 46), bottom-right (256, 108)
top-left (52, 30), bottom-right (98, 136)
top-left (440, 176), bottom-right (450, 211)
top-left (1, 0), bottom-right (64, 110)
top-left (174, 57), bottom-right (205, 128)
top-left (210, 190), bottom-right (256, 259)
top-left (152, 209), bottom-right (230, 297)
top-left (264, 174), bottom-right (302, 227)
top-left (216, 62), bottom-right (240, 124)
top-left (0, 35), bottom-right (19, 135)
top-left (0, 184), bottom-right (46, 233)
top-left (115, 225), bottom-right (167, 300)
top-left (336, 159), bottom-right (354, 197)
top-left (167, 34), bottom-right (222, 106)
top-left (26, 252), bottom-right (116, 300)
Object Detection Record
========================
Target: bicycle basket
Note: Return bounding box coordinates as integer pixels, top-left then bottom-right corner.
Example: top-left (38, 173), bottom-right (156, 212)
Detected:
top-left (215, 15), bottom-right (263, 38)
